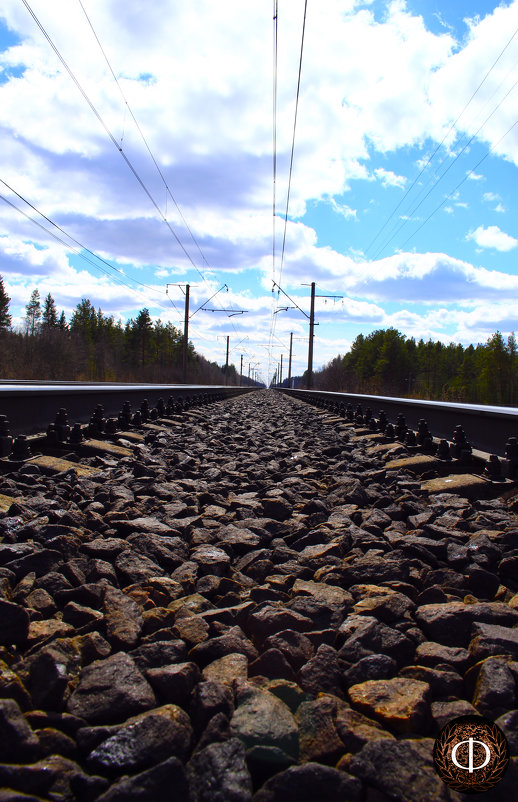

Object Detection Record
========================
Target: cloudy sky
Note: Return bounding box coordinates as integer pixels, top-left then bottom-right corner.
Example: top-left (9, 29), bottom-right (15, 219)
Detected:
top-left (1, 0), bottom-right (518, 385)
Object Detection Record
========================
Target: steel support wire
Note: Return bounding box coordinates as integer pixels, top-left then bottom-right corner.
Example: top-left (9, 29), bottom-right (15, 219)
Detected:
top-left (20, 0), bottom-right (206, 285)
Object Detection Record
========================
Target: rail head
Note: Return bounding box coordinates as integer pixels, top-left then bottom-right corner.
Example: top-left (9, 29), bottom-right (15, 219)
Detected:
top-left (0, 383), bottom-right (258, 436)
top-left (276, 387), bottom-right (518, 457)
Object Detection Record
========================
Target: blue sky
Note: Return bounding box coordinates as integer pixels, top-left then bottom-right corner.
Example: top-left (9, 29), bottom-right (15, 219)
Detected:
top-left (1, 0), bottom-right (518, 385)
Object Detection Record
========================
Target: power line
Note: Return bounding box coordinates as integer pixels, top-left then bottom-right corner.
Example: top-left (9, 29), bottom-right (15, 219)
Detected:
top-left (278, 0), bottom-right (308, 288)
top-left (0, 177), bottom-right (176, 303)
top-left (272, 0), bottom-right (279, 284)
top-left (76, 0), bottom-right (214, 276)
top-left (20, 0), bottom-right (206, 285)
top-left (400, 114), bottom-right (518, 251)
top-left (372, 68), bottom-right (518, 259)
top-left (268, 0), bottom-right (309, 385)
top-left (21, 0), bottom-right (249, 353)
top-left (268, 0), bottom-right (279, 386)
top-left (0, 190), bottom-right (182, 319)
top-left (364, 22), bottom-right (518, 258)
top-left (77, 0), bottom-right (251, 339)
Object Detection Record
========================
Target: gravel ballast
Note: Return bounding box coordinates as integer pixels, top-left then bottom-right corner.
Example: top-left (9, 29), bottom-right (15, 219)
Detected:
top-left (0, 389), bottom-right (517, 801)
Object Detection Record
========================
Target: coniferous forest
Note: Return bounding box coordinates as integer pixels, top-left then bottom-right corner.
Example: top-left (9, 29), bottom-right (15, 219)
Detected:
top-left (1, 277), bottom-right (516, 403)
top-left (0, 277), bottom-right (249, 385)
top-left (307, 327), bottom-right (518, 406)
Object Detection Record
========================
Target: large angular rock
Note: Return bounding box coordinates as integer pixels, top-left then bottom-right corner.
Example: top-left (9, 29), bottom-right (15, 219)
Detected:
top-left (398, 665), bottom-right (464, 698)
top-left (114, 550), bottom-right (163, 585)
top-left (216, 525), bottom-right (262, 553)
top-left (249, 648), bottom-right (296, 681)
top-left (67, 652), bottom-right (156, 724)
top-left (81, 537), bottom-right (130, 559)
top-left (111, 517), bottom-right (176, 536)
top-left (338, 615), bottom-right (415, 667)
top-left (340, 555), bottom-right (410, 586)
top-left (0, 699), bottom-right (40, 762)
top-left (190, 680), bottom-right (234, 734)
top-left (415, 602), bottom-right (518, 647)
top-left (0, 600), bottom-right (29, 646)
top-left (350, 738), bottom-right (453, 801)
top-left (96, 756), bottom-right (188, 802)
top-left (191, 545), bottom-right (231, 576)
top-left (189, 626), bottom-right (258, 668)
top-left (6, 754), bottom-right (108, 801)
top-left (130, 640), bottom-right (187, 670)
top-left (345, 652), bottom-right (397, 686)
top-left (263, 630), bottom-right (314, 671)
top-left (299, 644), bottom-right (343, 698)
top-left (496, 710), bottom-right (518, 756)
top-left (348, 678), bottom-right (431, 734)
top-left (103, 586), bottom-right (143, 649)
top-left (0, 762), bottom-right (56, 797)
top-left (0, 660), bottom-right (31, 709)
top-left (202, 653), bottom-right (249, 686)
top-left (351, 585), bottom-right (415, 624)
top-left (296, 695), bottom-right (345, 764)
top-left (472, 656), bottom-right (516, 718)
top-left (469, 622), bottom-right (518, 661)
top-left (146, 662), bottom-right (200, 706)
top-left (335, 706), bottom-right (395, 752)
top-left (27, 639), bottom-right (82, 709)
top-left (414, 641), bottom-right (471, 672)
top-left (261, 497), bottom-right (292, 521)
top-left (230, 684), bottom-right (298, 759)
top-left (187, 738), bottom-right (252, 802)
top-left (173, 613), bottom-right (210, 646)
top-left (246, 606), bottom-right (313, 645)
top-left (291, 580), bottom-right (353, 609)
top-left (87, 705), bottom-right (193, 774)
top-left (252, 762), bottom-right (362, 802)
top-left (430, 699), bottom-right (479, 731)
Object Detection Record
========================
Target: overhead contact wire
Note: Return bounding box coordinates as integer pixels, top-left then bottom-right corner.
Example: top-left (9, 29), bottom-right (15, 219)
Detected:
top-left (365, 22), bottom-right (518, 258)
top-left (20, 0), bottom-right (206, 285)
top-left (400, 115), bottom-right (518, 250)
top-left (268, 0), bottom-right (279, 385)
top-left (77, 0), bottom-right (214, 275)
top-left (0, 192), bottom-right (183, 318)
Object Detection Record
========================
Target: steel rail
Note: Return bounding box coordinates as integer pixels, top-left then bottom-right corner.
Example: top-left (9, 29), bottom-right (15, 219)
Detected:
top-left (0, 383), bottom-right (256, 436)
top-left (277, 388), bottom-right (518, 457)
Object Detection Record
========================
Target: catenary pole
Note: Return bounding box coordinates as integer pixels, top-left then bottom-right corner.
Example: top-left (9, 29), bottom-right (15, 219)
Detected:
top-left (288, 331), bottom-right (293, 388)
top-left (183, 284), bottom-right (190, 383)
top-left (307, 281), bottom-right (315, 389)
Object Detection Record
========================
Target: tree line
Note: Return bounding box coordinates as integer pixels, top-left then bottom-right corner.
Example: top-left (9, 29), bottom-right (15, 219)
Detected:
top-left (0, 277), bottom-right (253, 385)
top-left (305, 327), bottom-right (518, 406)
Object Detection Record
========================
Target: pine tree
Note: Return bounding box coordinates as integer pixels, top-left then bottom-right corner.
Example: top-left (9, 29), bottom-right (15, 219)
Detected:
top-left (0, 274), bottom-right (11, 331)
top-left (58, 310), bottom-right (68, 331)
top-left (134, 308), bottom-right (153, 367)
top-left (42, 292), bottom-right (58, 327)
top-left (25, 289), bottom-right (41, 336)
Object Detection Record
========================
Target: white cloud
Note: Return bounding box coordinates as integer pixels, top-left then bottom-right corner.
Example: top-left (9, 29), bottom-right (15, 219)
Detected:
top-left (467, 224), bottom-right (518, 251)
top-left (328, 198), bottom-right (357, 220)
top-left (1, 0), bottom-right (518, 379)
top-left (483, 192), bottom-right (500, 202)
top-left (374, 168), bottom-right (407, 189)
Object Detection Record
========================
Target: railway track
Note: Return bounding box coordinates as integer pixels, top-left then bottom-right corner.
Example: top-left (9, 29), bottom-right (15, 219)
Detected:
top-left (0, 382), bottom-right (255, 439)
top-left (0, 388), bottom-right (517, 800)
top-left (278, 388), bottom-right (518, 483)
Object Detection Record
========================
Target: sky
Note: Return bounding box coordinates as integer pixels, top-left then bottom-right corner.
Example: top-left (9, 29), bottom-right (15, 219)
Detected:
top-left (1, 0), bottom-right (518, 386)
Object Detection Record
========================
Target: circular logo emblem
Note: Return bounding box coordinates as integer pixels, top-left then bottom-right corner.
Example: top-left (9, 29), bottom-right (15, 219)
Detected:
top-left (433, 715), bottom-right (510, 793)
